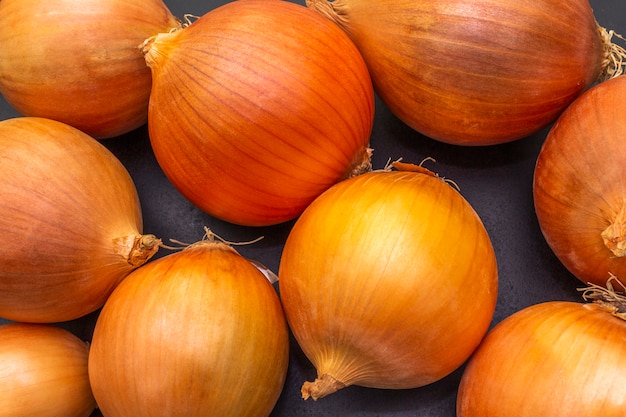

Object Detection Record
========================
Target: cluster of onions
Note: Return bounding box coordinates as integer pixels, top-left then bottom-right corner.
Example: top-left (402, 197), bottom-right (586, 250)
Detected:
top-left (533, 75), bottom-right (626, 288)
top-left (0, 322), bottom-right (96, 417)
top-left (88, 232), bottom-right (290, 417)
top-left (0, 117), bottom-right (159, 323)
top-left (306, 0), bottom-right (625, 145)
top-left (141, 0), bottom-right (375, 226)
top-left (457, 276), bottom-right (626, 416)
top-left (278, 161), bottom-right (498, 399)
top-left (0, 0), bottom-right (182, 139)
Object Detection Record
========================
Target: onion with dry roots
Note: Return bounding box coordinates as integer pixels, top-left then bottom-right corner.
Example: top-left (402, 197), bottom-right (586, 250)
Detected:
top-left (533, 75), bottom-right (626, 288)
top-left (0, 322), bottom-right (96, 417)
top-left (0, 0), bottom-right (182, 139)
top-left (0, 117), bottom-right (159, 323)
top-left (88, 233), bottom-right (290, 417)
top-left (279, 161), bottom-right (498, 399)
top-left (307, 0), bottom-right (626, 145)
top-left (142, 0), bottom-right (375, 226)
top-left (457, 276), bottom-right (626, 417)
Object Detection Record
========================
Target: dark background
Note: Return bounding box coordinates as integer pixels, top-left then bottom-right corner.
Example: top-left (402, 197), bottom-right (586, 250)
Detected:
top-left (0, 0), bottom-right (624, 416)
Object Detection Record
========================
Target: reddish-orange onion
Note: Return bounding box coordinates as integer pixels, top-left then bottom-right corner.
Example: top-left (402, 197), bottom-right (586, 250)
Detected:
top-left (0, 0), bottom-right (182, 139)
top-left (457, 283), bottom-right (626, 416)
top-left (0, 322), bottom-right (96, 417)
top-left (89, 234), bottom-right (290, 417)
top-left (533, 75), bottom-right (626, 288)
top-left (307, 0), bottom-right (625, 145)
top-left (278, 162), bottom-right (498, 400)
top-left (142, 0), bottom-right (374, 226)
top-left (0, 117), bottom-right (159, 323)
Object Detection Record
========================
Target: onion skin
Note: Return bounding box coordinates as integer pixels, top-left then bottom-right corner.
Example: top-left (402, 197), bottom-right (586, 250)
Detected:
top-left (457, 300), bottom-right (626, 417)
top-left (0, 322), bottom-right (96, 417)
top-left (0, 117), bottom-right (159, 323)
top-left (143, 0), bottom-right (374, 226)
top-left (278, 164), bottom-right (498, 399)
top-left (307, 0), bottom-right (607, 145)
top-left (533, 75), bottom-right (626, 288)
top-left (88, 239), bottom-right (290, 417)
top-left (0, 0), bottom-right (182, 139)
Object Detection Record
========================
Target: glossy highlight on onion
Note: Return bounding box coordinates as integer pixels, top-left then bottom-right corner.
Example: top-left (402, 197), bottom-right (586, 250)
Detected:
top-left (307, 0), bottom-right (624, 145)
top-left (142, 0), bottom-right (375, 226)
top-left (0, 0), bottom-right (182, 139)
top-left (279, 162), bottom-right (498, 399)
top-left (89, 234), bottom-right (290, 417)
top-left (533, 75), bottom-right (626, 288)
top-left (0, 117), bottom-right (159, 323)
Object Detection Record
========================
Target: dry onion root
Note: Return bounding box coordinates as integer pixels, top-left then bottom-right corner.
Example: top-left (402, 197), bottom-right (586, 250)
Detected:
top-left (279, 161), bottom-right (498, 399)
top-left (307, 0), bottom-right (626, 146)
top-left (0, 117), bottom-right (160, 323)
top-left (457, 275), bottom-right (626, 416)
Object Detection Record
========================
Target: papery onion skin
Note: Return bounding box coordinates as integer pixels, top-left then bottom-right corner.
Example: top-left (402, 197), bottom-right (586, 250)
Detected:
top-left (307, 0), bottom-right (608, 146)
top-left (278, 164), bottom-right (498, 399)
top-left (0, 117), bottom-right (159, 323)
top-left (457, 301), bottom-right (626, 417)
top-left (0, 0), bottom-right (182, 139)
top-left (88, 239), bottom-right (290, 417)
top-left (143, 0), bottom-right (375, 226)
top-left (533, 75), bottom-right (626, 288)
top-left (0, 322), bottom-right (96, 417)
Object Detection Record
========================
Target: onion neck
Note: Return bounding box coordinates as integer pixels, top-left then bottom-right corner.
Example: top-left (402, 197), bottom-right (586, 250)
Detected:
top-left (301, 373), bottom-right (347, 401)
top-left (342, 147), bottom-right (373, 180)
top-left (114, 234), bottom-right (161, 267)
top-left (601, 204), bottom-right (626, 257)
top-left (306, 0), bottom-right (350, 30)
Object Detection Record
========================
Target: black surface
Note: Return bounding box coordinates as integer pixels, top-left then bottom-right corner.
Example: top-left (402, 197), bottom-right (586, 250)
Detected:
top-left (0, 0), bottom-right (624, 416)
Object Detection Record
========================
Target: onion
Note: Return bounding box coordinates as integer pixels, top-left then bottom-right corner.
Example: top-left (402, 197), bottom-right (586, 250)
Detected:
top-left (457, 279), bottom-right (626, 416)
top-left (0, 0), bottom-right (182, 139)
top-left (533, 75), bottom-right (626, 288)
top-left (141, 0), bottom-right (375, 226)
top-left (88, 233), bottom-right (290, 417)
top-left (0, 322), bottom-right (96, 417)
top-left (306, 0), bottom-right (626, 145)
top-left (0, 117), bottom-right (160, 323)
top-left (278, 161), bottom-right (498, 400)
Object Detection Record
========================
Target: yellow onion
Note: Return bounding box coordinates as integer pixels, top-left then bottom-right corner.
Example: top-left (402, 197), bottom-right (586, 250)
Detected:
top-left (278, 162), bottom-right (498, 399)
top-left (0, 0), bottom-right (182, 139)
top-left (142, 0), bottom-right (374, 226)
top-left (533, 75), bottom-right (626, 288)
top-left (88, 234), bottom-right (290, 417)
top-left (0, 117), bottom-right (159, 323)
top-left (457, 280), bottom-right (626, 416)
top-left (0, 322), bottom-right (95, 417)
top-left (307, 0), bottom-right (624, 145)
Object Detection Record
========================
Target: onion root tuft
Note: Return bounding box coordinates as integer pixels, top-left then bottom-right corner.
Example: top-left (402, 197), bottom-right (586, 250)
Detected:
top-left (301, 373), bottom-right (347, 401)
